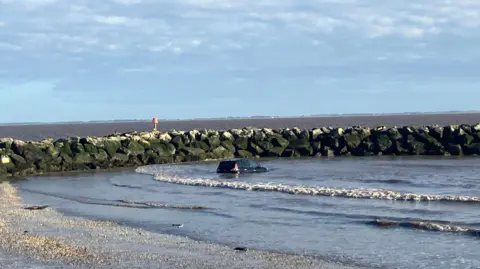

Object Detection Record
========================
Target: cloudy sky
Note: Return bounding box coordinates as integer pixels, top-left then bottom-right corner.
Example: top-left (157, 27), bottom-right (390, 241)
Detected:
top-left (1, 0), bottom-right (479, 123)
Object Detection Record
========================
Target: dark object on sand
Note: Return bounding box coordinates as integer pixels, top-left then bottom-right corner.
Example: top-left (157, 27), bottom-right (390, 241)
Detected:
top-left (23, 205), bottom-right (49, 210)
top-left (234, 247), bottom-right (247, 252)
top-left (216, 159), bottom-right (268, 174)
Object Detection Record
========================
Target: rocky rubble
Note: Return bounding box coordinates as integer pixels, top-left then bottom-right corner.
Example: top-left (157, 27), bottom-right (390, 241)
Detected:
top-left (1, 124), bottom-right (480, 178)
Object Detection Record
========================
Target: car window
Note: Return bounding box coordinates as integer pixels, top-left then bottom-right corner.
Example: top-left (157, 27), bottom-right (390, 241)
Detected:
top-left (238, 159), bottom-right (247, 168)
top-left (218, 161), bottom-right (235, 169)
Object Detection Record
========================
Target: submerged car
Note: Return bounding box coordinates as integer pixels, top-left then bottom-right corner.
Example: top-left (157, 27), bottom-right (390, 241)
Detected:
top-left (216, 158), bottom-right (268, 174)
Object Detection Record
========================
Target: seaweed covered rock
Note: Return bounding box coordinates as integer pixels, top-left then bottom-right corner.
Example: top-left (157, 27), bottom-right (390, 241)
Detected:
top-left (2, 124), bottom-right (480, 178)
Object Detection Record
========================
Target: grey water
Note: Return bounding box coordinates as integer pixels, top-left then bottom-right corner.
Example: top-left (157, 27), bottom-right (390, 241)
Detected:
top-left (14, 156), bottom-right (480, 269)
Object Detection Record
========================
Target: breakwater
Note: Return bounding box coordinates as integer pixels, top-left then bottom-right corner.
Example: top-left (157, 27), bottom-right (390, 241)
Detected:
top-left (1, 124), bottom-right (480, 178)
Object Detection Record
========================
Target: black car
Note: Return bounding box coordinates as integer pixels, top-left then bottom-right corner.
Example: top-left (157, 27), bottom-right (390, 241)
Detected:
top-left (216, 159), bottom-right (268, 174)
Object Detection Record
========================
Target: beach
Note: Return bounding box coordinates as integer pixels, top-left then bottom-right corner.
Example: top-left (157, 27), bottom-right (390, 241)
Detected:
top-left (2, 113), bottom-right (480, 269)
top-left (0, 181), bottom-right (366, 269)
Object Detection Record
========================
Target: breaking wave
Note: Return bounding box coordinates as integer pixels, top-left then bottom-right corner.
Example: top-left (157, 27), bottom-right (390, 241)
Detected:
top-left (368, 219), bottom-right (480, 237)
top-left (136, 166), bottom-right (480, 203)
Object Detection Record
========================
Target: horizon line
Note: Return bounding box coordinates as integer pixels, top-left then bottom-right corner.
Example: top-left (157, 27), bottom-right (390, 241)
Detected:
top-left (1, 110), bottom-right (480, 126)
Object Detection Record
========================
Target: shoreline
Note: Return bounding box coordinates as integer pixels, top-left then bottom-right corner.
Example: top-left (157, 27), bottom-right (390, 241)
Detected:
top-left (0, 182), bottom-right (369, 269)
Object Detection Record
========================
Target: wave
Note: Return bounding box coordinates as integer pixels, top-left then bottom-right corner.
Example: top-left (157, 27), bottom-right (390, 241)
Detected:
top-left (136, 166), bottom-right (480, 203)
top-left (362, 178), bottom-right (412, 185)
top-left (115, 199), bottom-right (210, 210)
top-left (19, 188), bottom-right (210, 210)
top-left (368, 219), bottom-right (480, 237)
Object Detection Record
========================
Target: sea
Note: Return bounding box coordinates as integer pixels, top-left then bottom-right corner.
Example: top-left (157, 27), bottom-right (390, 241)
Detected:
top-left (12, 156), bottom-right (480, 269)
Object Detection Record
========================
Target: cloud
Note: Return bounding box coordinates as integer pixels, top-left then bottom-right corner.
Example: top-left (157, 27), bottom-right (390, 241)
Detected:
top-left (0, 42), bottom-right (23, 51)
top-left (1, 0), bottom-right (59, 8)
top-left (109, 0), bottom-right (141, 5)
top-left (2, 0), bottom-right (480, 122)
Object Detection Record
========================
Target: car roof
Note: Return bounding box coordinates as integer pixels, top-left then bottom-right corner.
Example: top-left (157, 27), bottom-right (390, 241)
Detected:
top-left (221, 158), bottom-right (254, 162)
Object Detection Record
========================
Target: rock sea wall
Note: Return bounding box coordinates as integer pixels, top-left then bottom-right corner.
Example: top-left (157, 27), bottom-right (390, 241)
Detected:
top-left (2, 124), bottom-right (480, 178)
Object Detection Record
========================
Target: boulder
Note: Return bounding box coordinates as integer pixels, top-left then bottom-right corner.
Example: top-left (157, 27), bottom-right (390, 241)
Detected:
top-left (236, 150), bottom-right (253, 158)
top-left (442, 125), bottom-right (459, 142)
top-left (187, 130), bottom-right (200, 141)
top-left (281, 149), bottom-right (301, 158)
top-left (323, 136), bottom-right (340, 149)
top-left (9, 154), bottom-right (27, 169)
top-left (233, 137), bottom-right (249, 150)
top-left (82, 143), bottom-right (99, 154)
top-left (297, 130), bottom-right (310, 140)
top-left (262, 128), bottom-right (274, 136)
top-left (158, 133), bottom-right (172, 143)
top-left (331, 128), bottom-right (344, 137)
top-left (386, 128), bottom-right (402, 141)
top-left (179, 147), bottom-right (206, 157)
top-left (71, 141), bottom-right (85, 154)
top-left (342, 133), bottom-right (363, 149)
top-left (170, 136), bottom-right (185, 149)
top-left (220, 131), bottom-right (234, 141)
top-left (103, 139), bottom-right (122, 157)
top-left (257, 141), bottom-right (274, 151)
top-left (18, 142), bottom-right (51, 164)
top-left (93, 149), bottom-right (109, 163)
top-left (210, 146), bottom-right (234, 159)
top-left (288, 139), bottom-right (313, 156)
top-left (266, 147), bottom-right (284, 157)
top-left (165, 143), bottom-right (178, 156)
top-left (292, 127), bottom-right (302, 137)
top-left (281, 129), bottom-right (297, 142)
top-left (406, 138), bottom-right (426, 155)
top-left (335, 145), bottom-right (349, 156)
top-left (394, 141), bottom-right (409, 155)
top-left (455, 132), bottom-right (474, 145)
top-left (197, 133), bottom-right (209, 142)
top-left (230, 129), bottom-right (243, 137)
top-left (310, 128), bottom-right (323, 141)
top-left (321, 146), bottom-right (335, 157)
top-left (248, 142), bottom-right (264, 156)
top-left (374, 134), bottom-right (393, 154)
top-left (190, 140), bottom-right (210, 151)
top-left (73, 152), bottom-right (93, 165)
top-left (0, 138), bottom-right (13, 150)
top-left (464, 143), bottom-right (480, 155)
top-left (127, 140), bottom-right (145, 155)
top-left (207, 136), bottom-right (221, 148)
top-left (44, 146), bottom-right (59, 159)
top-left (253, 130), bottom-right (267, 141)
top-left (111, 153), bottom-right (129, 165)
top-left (310, 141), bottom-right (322, 154)
top-left (221, 141), bottom-right (236, 153)
top-left (271, 136), bottom-right (289, 148)
top-left (428, 126), bottom-right (443, 140)
top-left (399, 126), bottom-right (417, 136)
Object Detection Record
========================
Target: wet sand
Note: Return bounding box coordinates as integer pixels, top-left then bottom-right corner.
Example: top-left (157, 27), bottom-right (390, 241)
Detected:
top-left (0, 182), bottom-right (367, 269)
top-left (1, 112), bottom-right (480, 141)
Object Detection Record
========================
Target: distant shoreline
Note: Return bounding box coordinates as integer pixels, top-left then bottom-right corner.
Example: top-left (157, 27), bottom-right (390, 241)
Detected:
top-left (1, 112), bottom-right (480, 141)
top-left (2, 110), bottom-right (480, 126)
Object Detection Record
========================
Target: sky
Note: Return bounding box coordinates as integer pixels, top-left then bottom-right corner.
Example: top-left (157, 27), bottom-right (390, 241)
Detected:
top-left (1, 0), bottom-right (480, 123)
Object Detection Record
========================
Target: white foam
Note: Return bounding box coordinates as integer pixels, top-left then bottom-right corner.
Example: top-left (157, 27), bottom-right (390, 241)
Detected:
top-left (373, 219), bottom-right (480, 235)
top-left (135, 166), bottom-right (480, 203)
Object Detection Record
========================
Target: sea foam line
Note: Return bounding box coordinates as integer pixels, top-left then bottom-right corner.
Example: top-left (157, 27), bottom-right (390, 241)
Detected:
top-left (369, 219), bottom-right (480, 236)
top-left (135, 167), bottom-right (480, 203)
